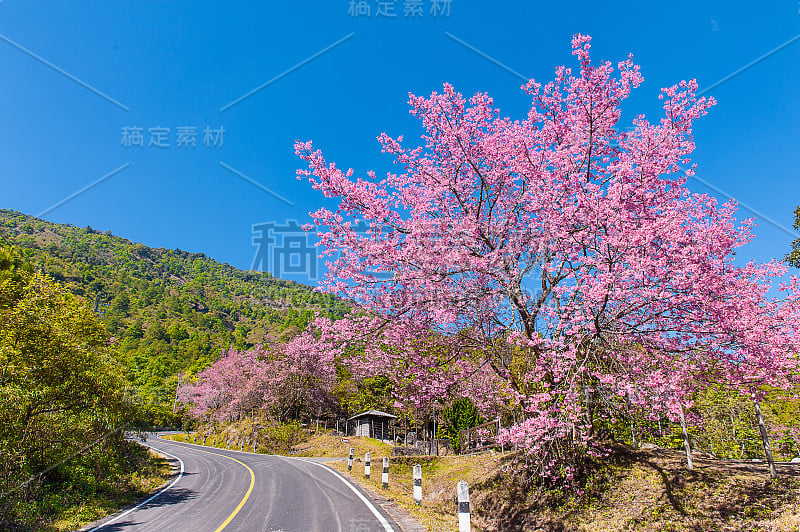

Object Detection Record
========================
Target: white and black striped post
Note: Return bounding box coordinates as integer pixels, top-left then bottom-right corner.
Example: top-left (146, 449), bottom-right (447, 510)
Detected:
top-left (240, 441), bottom-right (243, 452)
top-left (212, 437), bottom-right (216, 447)
top-left (382, 457), bottom-right (389, 489)
top-left (413, 464), bottom-right (422, 505)
top-left (347, 447), bottom-right (354, 471)
top-left (203, 436), bottom-right (206, 446)
top-left (254, 441), bottom-right (258, 453)
top-left (457, 480), bottom-right (470, 532)
top-left (226, 439), bottom-right (230, 449)
top-left (364, 452), bottom-right (371, 479)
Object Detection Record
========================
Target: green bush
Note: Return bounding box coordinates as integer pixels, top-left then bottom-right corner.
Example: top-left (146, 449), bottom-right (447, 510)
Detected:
top-left (438, 397), bottom-right (484, 453)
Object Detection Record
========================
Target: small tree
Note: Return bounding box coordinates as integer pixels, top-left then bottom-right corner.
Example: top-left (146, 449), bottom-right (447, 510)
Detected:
top-left (439, 398), bottom-right (484, 453)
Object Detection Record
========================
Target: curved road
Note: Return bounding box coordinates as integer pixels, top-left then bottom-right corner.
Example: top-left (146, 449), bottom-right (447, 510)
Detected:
top-left (86, 434), bottom-right (399, 532)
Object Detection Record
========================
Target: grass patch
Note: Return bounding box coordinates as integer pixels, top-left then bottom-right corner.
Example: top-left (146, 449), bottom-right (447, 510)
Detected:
top-left (292, 433), bottom-right (392, 458)
top-left (164, 418), bottom-right (307, 454)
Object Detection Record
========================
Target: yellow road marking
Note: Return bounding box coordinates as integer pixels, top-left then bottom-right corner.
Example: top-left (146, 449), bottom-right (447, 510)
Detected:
top-left (160, 440), bottom-right (255, 532)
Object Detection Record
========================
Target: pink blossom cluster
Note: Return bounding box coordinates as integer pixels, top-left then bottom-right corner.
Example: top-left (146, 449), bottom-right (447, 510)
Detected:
top-left (178, 331), bottom-right (338, 423)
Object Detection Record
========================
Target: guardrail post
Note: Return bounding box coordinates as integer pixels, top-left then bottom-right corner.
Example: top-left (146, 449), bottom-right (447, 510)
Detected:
top-left (365, 452), bottom-right (371, 479)
top-left (457, 480), bottom-right (471, 532)
top-left (240, 441), bottom-right (243, 452)
top-left (347, 447), bottom-right (354, 471)
top-left (382, 457), bottom-right (389, 489)
top-left (226, 439), bottom-right (230, 449)
top-left (413, 464), bottom-right (422, 505)
top-left (254, 441), bottom-right (258, 453)
top-left (212, 437), bottom-right (216, 447)
top-left (203, 436), bottom-right (206, 446)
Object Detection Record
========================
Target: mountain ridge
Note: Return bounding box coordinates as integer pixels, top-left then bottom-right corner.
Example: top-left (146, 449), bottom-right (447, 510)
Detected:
top-left (0, 208), bottom-right (348, 421)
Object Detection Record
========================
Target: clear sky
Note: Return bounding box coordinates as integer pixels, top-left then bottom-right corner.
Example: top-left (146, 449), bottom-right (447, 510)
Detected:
top-left (2, 1), bottom-right (799, 286)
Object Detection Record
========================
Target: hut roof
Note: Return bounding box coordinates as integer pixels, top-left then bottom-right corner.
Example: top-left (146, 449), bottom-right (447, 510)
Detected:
top-left (348, 409), bottom-right (398, 421)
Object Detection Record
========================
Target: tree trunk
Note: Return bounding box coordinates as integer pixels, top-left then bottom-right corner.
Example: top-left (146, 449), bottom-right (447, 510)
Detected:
top-left (585, 387), bottom-right (593, 438)
top-left (626, 393), bottom-right (638, 449)
top-left (754, 401), bottom-right (778, 478)
top-left (678, 404), bottom-right (693, 471)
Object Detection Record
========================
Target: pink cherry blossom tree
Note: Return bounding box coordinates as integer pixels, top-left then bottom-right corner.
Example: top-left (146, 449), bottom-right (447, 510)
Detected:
top-left (179, 331), bottom-right (338, 424)
top-left (295, 34), bottom-right (800, 477)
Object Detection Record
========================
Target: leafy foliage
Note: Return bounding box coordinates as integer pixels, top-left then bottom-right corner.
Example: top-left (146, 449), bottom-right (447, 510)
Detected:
top-left (0, 248), bottom-right (148, 529)
top-left (692, 385), bottom-right (763, 459)
top-left (333, 368), bottom-right (395, 417)
top-left (786, 205), bottom-right (800, 268)
top-left (438, 398), bottom-right (485, 453)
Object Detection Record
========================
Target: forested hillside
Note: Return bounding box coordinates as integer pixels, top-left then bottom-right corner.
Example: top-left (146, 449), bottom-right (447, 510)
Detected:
top-left (0, 209), bottom-right (349, 421)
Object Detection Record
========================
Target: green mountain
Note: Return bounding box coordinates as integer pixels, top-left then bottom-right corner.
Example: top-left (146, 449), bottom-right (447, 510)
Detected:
top-left (0, 209), bottom-right (348, 420)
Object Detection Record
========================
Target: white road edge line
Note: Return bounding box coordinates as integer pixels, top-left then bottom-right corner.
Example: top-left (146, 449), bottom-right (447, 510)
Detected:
top-left (295, 458), bottom-right (394, 532)
top-left (85, 445), bottom-right (185, 532)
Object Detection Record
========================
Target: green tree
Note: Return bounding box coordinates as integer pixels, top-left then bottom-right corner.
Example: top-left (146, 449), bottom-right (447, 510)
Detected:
top-left (439, 398), bottom-right (484, 453)
top-left (693, 385), bottom-right (762, 459)
top-left (0, 248), bottom-right (133, 524)
top-left (787, 206), bottom-right (800, 267)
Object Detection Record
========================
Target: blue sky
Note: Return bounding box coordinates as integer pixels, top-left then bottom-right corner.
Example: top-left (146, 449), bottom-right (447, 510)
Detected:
top-left (2, 1), bottom-right (799, 285)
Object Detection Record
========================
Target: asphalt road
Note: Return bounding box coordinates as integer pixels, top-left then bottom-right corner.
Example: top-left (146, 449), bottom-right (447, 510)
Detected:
top-left (86, 433), bottom-right (400, 532)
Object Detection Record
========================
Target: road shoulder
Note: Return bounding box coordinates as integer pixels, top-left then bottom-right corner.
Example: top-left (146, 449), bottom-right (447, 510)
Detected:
top-left (315, 458), bottom-right (427, 532)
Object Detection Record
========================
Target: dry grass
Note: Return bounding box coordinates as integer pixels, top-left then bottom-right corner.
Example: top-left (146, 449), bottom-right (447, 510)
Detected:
top-left (331, 446), bottom-right (800, 532)
top-left (468, 447), bottom-right (800, 532)
top-left (291, 433), bottom-right (393, 458)
top-left (564, 450), bottom-right (800, 532)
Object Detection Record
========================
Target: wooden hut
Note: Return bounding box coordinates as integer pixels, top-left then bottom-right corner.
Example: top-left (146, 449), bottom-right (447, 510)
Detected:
top-left (348, 409), bottom-right (397, 442)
